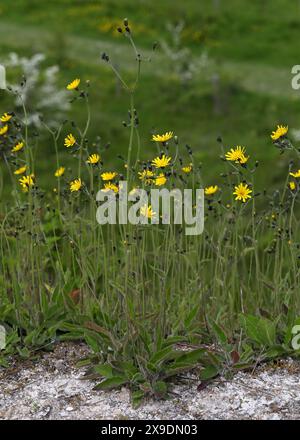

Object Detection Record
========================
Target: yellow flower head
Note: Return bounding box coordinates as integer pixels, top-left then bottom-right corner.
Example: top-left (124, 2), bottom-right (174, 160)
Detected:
top-left (70, 178), bottom-right (83, 192)
top-left (0, 113), bottom-right (12, 122)
top-left (152, 131), bottom-right (173, 143)
top-left (101, 171), bottom-right (118, 181)
top-left (151, 154), bottom-right (172, 168)
top-left (0, 124), bottom-right (8, 135)
top-left (102, 182), bottom-right (119, 193)
top-left (225, 146), bottom-right (249, 164)
top-left (87, 154), bottom-right (100, 164)
top-left (155, 173), bottom-right (167, 186)
top-left (271, 125), bottom-right (288, 141)
top-left (182, 164), bottom-right (192, 173)
top-left (289, 181), bottom-right (296, 191)
top-left (55, 166), bottom-right (65, 177)
top-left (14, 165), bottom-right (27, 175)
top-left (140, 204), bottom-right (156, 219)
top-left (19, 174), bottom-right (34, 192)
top-left (233, 182), bottom-right (252, 203)
top-left (289, 169), bottom-right (300, 179)
top-left (138, 169), bottom-right (154, 184)
top-left (64, 133), bottom-right (76, 148)
top-left (67, 78), bottom-right (80, 90)
top-left (12, 141), bottom-right (24, 153)
top-left (204, 185), bottom-right (219, 196)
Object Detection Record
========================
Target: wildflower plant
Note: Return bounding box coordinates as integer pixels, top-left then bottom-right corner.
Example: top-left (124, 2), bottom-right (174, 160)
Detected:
top-left (1, 18), bottom-right (300, 405)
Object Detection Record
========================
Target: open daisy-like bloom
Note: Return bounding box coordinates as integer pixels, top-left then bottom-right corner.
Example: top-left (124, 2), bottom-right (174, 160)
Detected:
top-left (140, 204), bottom-right (156, 219)
top-left (55, 166), bottom-right (65, 177)
top-left (204, 185), bottom-right (219, 196)
top-left (0, 112), bottom-right (12, 122)
top-left (271, 125), bottom-right (288, 141)
top-left (290, 169), bottom-right (300, 178)
top-left (151, 154), bottom-right (172, 168)
top-left (289, 181), bottom-right (296, 191)
top-left (0, 124), bottom-right (8, 135)
top-left (138, 169), bottom-right (154, 184)
top-left (155, 173), bottom-right (167, 186)
top-left (225, 146), bottom-right (249, 164)
top-left (19, 174), bottom-right (34, 192)
top-left (233, 182), bottom-right (252, 202)
top-left (14, 165), bottom-right (27, 175)
top-left (70, 178), bottom-right (83, 192)
top-left (152, 131), bottom-right (173, 143)
top-left (12, 141), bottom-right (24, 153)
top-left (102, 182), bottom-right (119, 193)
top-left (87, 154), bottom-right (100, 164)
top-left (182, 164), bottom-right (192, 173)
top-left (67, 78), bottom-right (80, 90)
top-left (64, 134), bottom-right (76, 148)
top-left (101, 171), bottom-right (118, 181)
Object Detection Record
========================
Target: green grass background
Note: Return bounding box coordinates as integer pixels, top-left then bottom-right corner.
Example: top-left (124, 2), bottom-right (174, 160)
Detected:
top-left (1, 0), bottom-right (300, 192)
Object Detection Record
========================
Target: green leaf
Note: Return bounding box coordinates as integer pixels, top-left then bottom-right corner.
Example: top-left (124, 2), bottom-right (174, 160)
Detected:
top-left (210, 321), bottom-right (227, 345)
top-left (240, 314), bottom-right (276, 347)
top-left (94, 364), bottom-right (114, 378)
top-left (199, 365), bottom-right (219, 380)
top-left (93, 376), bottom-right (127, 390)
top-left (131, 390), bottom-right (145, 408)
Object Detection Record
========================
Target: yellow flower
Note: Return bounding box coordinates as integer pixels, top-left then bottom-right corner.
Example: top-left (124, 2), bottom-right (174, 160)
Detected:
top-left (101, 171), bottom-right (118, 181)
top-left (271, 125), bottom-right (288, 141)
top-left (289, 181), bottom-right (296, 191)
top-left (55, 166), bottom-right (65, 177)
top-left (225, 146), bottom-right (249, 164)
top-left (129, 187), bottom-right (139, 196)
top-left (140, 204), bottom-right (156, 219)
top-left (67, 78), bottom-right (80, 90)
top-left (151, 154), bottom-right (172, 168)
top-left (87, 154), bottom-right (100, 164)
top-left (12, 141), bottom-right (24, 153)
top-left (155, 173), bottom-right (167, 186)
top-left (19, 174), bottom-right (34, 192)
top-left (152, 131), bottom-right (173, 142)
top-left (205, 185), bottom-right (219, 196)
top-left (70, 178), bottom-right (83, 192)
top-left (102, 182), bottom-right (119, 193)
top-left (64, 134), bottom-right (76, 148)
top-left (0, 125), bottom-right (8, 135)
top-left (0, 113), bottom-right (12, 122)
top-left (233, 182), bottom-right (252, 203)
top-left (138, 169), bottom-right (154, 184)
top-left (14, 165), bottom-right (27, 175)
top-left (289, 169), bottom-right (300, 178)
top-left (182, 164), bottom-right (192, 173)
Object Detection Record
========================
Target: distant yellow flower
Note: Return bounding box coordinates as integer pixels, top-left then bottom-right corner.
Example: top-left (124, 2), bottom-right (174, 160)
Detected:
top-left (182, 164), bottom-right (192, 173)
top-left (155, 173), bottom-right (167, 186)
top-left (67, 78), bottom-right (80, 90)
top-left (102, 182), bottom-right (119, 193)
top-left (225, 146), bottom-right (249, 164)
top-left (271, 125), bottom-right (288, 141)
top-left (152, 131), bottom-right (173, 143)
top-left (233, 182), bottom-right (252, 203)
top-left (140, 204), bottom-right (156, 219)
top-left (64, 133), bottom-right (76, 148)
top-left (205, 185), bottom-right (219, 196)
top-left (55, 166), bottom-right (65, 177)
top-left (289, 181), bottom-right (296, 191)
top-left (152, 154), bottom-right (172, 168)
top-left (12, 141), bottom-right (24, 153)
top-left (101, 171), bottom-right (118, 181)
top-left (87, 154), bottom-right (100, 164)
top-left (14, 165), bottom-right (27, 175)
top-left (70, 178), bottom-right (83, 192)
top-left (0, 113), bottom-right (12, 122)
top-left (290, 169), bottom-right (300, 178)
top-left (19, 174), bottom-right (34, 192)
top-left (0, 125), bottom-right (8, 135)
top-left (138, 169), bottom-right (154, 184)
top-left (129, 187), bottom-right (139, 196)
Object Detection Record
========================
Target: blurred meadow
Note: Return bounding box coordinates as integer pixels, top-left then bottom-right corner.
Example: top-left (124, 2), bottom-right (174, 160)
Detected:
top-left (1, 0), bottom-right (300, 193)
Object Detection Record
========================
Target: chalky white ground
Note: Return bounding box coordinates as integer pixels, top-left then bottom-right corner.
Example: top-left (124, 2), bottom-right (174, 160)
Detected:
top-left (1, 342), bottom-right (300, 420)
